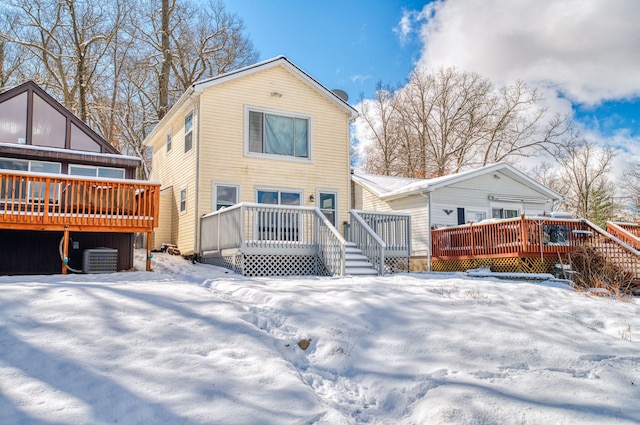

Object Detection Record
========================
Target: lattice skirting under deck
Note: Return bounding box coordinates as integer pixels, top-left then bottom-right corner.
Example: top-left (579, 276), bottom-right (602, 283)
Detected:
top-left (200, 253), bottom-right (328, 277)
top-left (385, 257), bottom-right (410, 274)
top-left (431, 256), bottom-right (562, 274)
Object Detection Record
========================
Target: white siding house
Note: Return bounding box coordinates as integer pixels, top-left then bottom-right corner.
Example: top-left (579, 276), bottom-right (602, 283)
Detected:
top-left (352, 162), bottom-right (564, 269)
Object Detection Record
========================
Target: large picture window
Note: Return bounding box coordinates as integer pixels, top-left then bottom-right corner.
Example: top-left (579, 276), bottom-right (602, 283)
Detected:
top-left (247, 108), bottom-right (309, 159)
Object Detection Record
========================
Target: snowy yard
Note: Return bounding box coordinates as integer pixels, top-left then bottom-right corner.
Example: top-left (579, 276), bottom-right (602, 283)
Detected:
top-left (0, 251), bottom-right (638, 424)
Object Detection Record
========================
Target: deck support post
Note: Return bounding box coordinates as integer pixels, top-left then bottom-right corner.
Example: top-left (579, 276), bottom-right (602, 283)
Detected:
top-left (470, 221), bottom-right (476, 257)
top-left (520, 214), bottom-right (527, 255)
top-left (146, 231), bottom-right (153, 272)
top-left (62, 227), bottom-right (70, 275)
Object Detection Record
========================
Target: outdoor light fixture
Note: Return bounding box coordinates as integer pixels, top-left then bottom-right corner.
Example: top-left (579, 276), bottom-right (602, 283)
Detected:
top-left (270, 91), bottom-right (282, 97)
top-left (309, 194), bottom-right (315, 202)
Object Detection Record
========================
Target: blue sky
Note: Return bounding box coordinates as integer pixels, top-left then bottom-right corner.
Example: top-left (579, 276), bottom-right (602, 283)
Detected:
top-left (223, 0), bottom-right (640, 157)
top-left (223, 0), bottom-right (426, 101)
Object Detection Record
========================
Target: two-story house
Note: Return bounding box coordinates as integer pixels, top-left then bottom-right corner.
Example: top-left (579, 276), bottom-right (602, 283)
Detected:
top-left (144, 56), bottom-right (412, 277)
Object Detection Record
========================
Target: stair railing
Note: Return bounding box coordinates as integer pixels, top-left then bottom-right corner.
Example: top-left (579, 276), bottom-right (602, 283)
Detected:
top-left (314, 207), bottom-right (347, 276)
top-left (348, 210), bottom-right (385, 275)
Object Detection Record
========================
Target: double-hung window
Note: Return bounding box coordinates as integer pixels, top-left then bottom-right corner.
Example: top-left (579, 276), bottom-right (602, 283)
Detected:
top-left (180, 188), bottom-right (187, 213)
top-left (247, 108), bottom-right (310, 159)
top-left (166, 132), bottom-right (172, 152)
top-left (184, 112), bottom-right (193, 153)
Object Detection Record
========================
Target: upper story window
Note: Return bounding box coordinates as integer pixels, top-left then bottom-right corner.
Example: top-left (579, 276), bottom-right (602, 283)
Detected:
top-left (184, 112), bottom-right (193, 153)
top-left (246, 107), bottom-right (310, 160)
top-left (166, 132), bottom-right (172, 152)
top-left (69, 164), bottom-right (125, 179)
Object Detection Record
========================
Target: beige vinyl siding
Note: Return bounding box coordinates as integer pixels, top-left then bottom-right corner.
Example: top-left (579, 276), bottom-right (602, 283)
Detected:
top-left (148, 101), bottom-right (199, 254)
top-left (153, 187), bottom-right (174, 250)
top-left (196, 65), bottom-right (351, 232)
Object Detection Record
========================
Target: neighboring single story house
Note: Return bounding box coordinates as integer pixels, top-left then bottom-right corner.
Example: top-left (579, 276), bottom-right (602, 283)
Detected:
top-left (0, 81), bottom-right (159, 275)
top-left (352, 162), bottom-right (564, 269)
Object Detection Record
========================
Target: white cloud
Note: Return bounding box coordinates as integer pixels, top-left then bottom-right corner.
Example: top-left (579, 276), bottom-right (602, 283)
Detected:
top-left (393, 10), bottom-right (417, 45)
top-left (415, 0), bottom-right (640, 106)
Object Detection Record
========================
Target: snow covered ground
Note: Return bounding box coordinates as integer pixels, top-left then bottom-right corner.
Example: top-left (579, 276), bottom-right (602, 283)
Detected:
top-left (1, 251), bottom-right (638, 425)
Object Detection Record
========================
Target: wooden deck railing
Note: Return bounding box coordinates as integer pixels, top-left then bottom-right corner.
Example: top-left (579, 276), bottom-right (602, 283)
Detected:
top-left (431, 215), bottom-right (640, 280)
top-left (0, 170), bottom-right (160, 233)
top-left (607, 221), bottom-right (640, 250)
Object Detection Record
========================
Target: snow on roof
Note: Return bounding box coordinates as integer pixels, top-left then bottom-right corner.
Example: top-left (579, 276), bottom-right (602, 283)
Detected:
top-left (350, 173), bottom-right (422, 197)
top-left (0, 142), bottom-right (141, 163)
top-left (353, 162), bottom-right (563, 201)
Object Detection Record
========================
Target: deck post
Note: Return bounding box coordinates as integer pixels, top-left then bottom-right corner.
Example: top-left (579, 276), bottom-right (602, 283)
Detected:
top-left (146, 231), bottom-right (153, 272)
top-left (470, 221), bottom-right (476, 257)
top-left (519, 214), bottom-right (527, 254)
top-left (62, 227), bottom-right (69, 275)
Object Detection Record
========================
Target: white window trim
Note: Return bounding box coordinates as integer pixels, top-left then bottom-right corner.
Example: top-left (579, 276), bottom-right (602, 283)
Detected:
top-left (212, 181), bottom-right (241, 211)
top-left (316, 189), bottom-right (338, 226)
top-left (244, 105), bottom-right (313, 163)
top-left (184, 110), bottom-right (194, 154)
top-left (255, 187), bottom-right (304, 205)
top-left (179, 187), bottom-right (188, 214)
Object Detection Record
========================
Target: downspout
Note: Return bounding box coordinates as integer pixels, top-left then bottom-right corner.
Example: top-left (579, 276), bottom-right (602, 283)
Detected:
top-left (419, 190), bottom-right (432, 272)
top-left (193, 95), bottom-right (201, 261)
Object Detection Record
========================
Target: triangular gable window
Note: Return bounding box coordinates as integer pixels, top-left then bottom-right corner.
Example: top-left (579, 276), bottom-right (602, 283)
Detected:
top-left (0, 91), bottom-right (27, 144)
top-left (0, 81), bottom-right (117, 154)
top-left (33, 93), bottom-right (66, 148)
top-left (71, 123), bottom-right (101, 152)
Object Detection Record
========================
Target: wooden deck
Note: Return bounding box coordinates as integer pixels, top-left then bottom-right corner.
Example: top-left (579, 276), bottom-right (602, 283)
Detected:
top-left (1, 170), bottom-right (160, 272)
top-left (431, 215), bottom-right (640, 280)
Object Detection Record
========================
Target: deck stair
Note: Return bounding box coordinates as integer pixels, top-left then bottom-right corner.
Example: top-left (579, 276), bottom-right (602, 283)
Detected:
top-left (344, 242), bottom-right (379, 276)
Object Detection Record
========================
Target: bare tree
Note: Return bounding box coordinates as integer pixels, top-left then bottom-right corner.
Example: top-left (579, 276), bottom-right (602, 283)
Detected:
top-left (357, 83), bottom-right (402, 175)
top-left (0, 12), bottom-right (31, 90)
top-left (132, 0), bottom-right (258, 120)
top-left (551, 139), bottom-right (616, 225)
top-left (3, 0), bottom-right (125, 122)
top-left (3, 0), bottom-right (258, 178)
top-left (356, 67), bottom-right (570, 178)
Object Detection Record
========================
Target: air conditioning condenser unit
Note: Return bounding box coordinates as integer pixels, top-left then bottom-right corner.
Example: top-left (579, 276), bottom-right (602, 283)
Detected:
top-left (83, 248), bottom-right (118, 274)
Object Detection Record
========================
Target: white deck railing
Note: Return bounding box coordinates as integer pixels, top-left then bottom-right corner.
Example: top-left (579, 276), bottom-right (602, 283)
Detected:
top-left (199, 203), bottom-right (346, 275)
top-left (349, 210), bottom-right (411, 261)
top-left (348, 211), bottom-right (386, 275)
